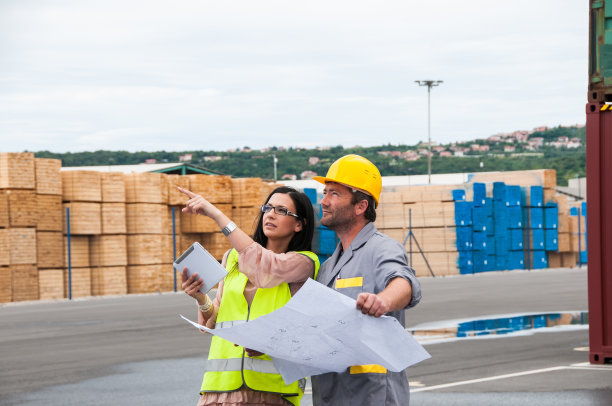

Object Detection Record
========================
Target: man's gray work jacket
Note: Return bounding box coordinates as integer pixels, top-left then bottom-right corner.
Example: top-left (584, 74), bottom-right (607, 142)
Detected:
top-left (311, 222), bottom-right (422, 406)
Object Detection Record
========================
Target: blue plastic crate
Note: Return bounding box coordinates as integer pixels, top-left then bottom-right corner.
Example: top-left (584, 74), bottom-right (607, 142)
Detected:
top-left (473, 251), bottom-right (488, 273)
top-left (495, 255), bottom-right (508, 270)
top-left (452, 189), bottom-right (466, 201)
top-left (472, 205), bottom-right (487, 232)
top-left (473, 183), bottom-right (486, 206)
top-left (532, 250), bottom-right (548, 269)
top-left (458, 251), bottom-right (473, 274)
top-left (303, 188), bottom-right (318, 205)
top-left (505, 185), bottom-right (521, 207)
top-left (508, 206), bottom-right (523, 228)
top-left (530, 186), bottom-right (544, 207)
top-left (317, 227), bottom-right (338, 255)
top-left (531, 229), bottom-right (545, 250)
top-left (510, 228), bottom-right (524, 250)
top-left (493, 182), bottom-right (506, 201)
top-left (508, 251), bottom-right (525, 270)
top-left (530, 207), bottom-right (544, 229)
top-left (454, 201), bottom-right (473, 226)
top-left (544, 203), bottom-right (558, 229)
top-left (473, 232), bottom-right (487, 251)
top-left (495, 236), bottom-right (508, 256)
top-left (570, 207), bottom-right (579, 216)
top-left (486, 216), bottom-right (495, 236)
top-left (545, 229), bottom-right (558, 251)
top-left (487, 255), bottom-right (496, 271)
top-left (456, 226), bottom-right (473, 251)
top-left (486, 235), bottom-right (496, 255)
top-left (485, 198), bottom-right (494, 217)
top-left (580, 250), bottom-right (588, 263)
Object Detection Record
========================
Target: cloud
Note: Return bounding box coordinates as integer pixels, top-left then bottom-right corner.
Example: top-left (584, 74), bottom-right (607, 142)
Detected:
top-left (0, 0), bottom-right (589, 153)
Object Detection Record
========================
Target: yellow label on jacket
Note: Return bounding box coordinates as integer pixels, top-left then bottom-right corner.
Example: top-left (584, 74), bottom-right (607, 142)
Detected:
top-left (335, 277), bottom-right (363, 289)
top-left (350, 364), bottom-right (387, 374)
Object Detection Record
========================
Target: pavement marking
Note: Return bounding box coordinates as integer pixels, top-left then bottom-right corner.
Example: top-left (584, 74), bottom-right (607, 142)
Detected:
top-left (410, 366), bottom-right (566, 393)
top-left (573, 346), bottom-right (589, 352)
top-left (411, 362), bottom-right (612, 393)
top-left (569, 362), bottom-right (612, 370)
top-left (410, 381), bottom-right (425, 387)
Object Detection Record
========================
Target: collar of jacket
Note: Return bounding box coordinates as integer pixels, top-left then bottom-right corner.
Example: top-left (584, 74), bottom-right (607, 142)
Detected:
top-left (320, 222), bottom-right (377, 286)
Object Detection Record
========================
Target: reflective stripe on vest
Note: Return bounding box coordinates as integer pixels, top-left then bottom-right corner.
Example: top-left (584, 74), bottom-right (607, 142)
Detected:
top-left (207, 357), bottom-right (280, 375)
top-left (201, 248), bottom-right (319, 406)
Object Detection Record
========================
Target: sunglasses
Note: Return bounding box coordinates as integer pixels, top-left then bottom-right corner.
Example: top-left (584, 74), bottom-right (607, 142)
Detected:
top-left (261, 204), bottom-right (300, 219)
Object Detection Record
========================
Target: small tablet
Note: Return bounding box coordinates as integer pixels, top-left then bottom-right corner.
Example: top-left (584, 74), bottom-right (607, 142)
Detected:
top-left (173, 242), bottom-right (228, 294)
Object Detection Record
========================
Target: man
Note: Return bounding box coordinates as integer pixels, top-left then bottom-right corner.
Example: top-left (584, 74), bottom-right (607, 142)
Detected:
top-left (311, 154), bottom-right (422, 406)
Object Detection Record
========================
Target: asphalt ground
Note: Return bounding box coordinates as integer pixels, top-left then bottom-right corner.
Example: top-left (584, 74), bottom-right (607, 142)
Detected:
top-left (1, 267), bottom-right (610, 405)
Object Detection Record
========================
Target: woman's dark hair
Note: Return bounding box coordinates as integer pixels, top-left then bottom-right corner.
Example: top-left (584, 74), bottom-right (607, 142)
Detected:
top-left (252, 186), bottom-right (314, 252)
top-left (351, 190), bottom-right (377, 222)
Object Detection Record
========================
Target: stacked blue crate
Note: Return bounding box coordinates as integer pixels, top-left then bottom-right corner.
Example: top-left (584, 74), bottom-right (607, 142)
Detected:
top-left (507, 186), bottom-right (524, 270)
top-left (454, 197), bottom-right (474, 274)
top-left (543, 202), bottom-right (559, 261)
top-left (471, 184), bottom-right (488, 273)
top-left (492, 182), bottom-right (509, 270)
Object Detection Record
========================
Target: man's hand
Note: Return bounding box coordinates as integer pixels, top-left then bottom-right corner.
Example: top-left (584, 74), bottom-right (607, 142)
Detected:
top-left (356, 292), bottom-right (391, 318)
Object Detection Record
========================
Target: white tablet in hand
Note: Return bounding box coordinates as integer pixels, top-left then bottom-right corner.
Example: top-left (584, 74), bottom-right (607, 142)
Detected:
top-left (174, 242), bottom-right (228, 294)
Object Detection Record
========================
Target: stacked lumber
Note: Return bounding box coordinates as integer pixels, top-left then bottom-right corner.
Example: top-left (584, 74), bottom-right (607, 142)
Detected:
top-left (231, 177), bottom-right (263, 236)
top-left (61, 170), bottom-right (102, 298)
top-left (38, 269), bottom-right (64, 300)
top-left (1, 153), bottom-right (39, 301)
top-left (35, 158), bottom-right (64, 290)
top-left (375, 185), bottom-right (461, 277)
top-left (125, 173), bottom-right (172, 294)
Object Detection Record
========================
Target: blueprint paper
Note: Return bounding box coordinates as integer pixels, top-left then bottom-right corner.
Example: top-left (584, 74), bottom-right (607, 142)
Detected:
top-left (181, 278), bottom-right (430, 384)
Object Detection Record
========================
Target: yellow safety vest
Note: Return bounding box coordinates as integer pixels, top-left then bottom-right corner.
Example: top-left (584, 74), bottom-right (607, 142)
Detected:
top-left (201, 248), bottom-right (319, 406)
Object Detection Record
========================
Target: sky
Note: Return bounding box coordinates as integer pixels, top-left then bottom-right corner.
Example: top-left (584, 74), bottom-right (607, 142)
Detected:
top-left (0, 0), bottom-right (588, 153)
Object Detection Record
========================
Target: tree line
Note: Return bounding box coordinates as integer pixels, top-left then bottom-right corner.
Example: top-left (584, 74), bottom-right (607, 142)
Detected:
top-left (32, 126), bottom-right (585, 186)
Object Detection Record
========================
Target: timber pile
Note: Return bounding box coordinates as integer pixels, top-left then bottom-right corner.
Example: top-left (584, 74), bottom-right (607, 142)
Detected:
top-left (1, 153), bottom-right (285, 301)
top-left (0, 153), bottom-right (39, 302)
top-left (375, 185), bottom-right (460, 277)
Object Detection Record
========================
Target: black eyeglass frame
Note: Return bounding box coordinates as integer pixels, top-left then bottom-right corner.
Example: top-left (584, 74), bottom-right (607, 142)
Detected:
top-left (260, 204), bottom-right (300, 219)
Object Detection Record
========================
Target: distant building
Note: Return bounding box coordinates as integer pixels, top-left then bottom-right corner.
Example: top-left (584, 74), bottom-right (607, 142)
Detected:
top-left (533, 126), bottom-right (548, 133)
top-left (300, 170), bottom-right (317, 180)
top-left (504, 145), bottom-right (516, 152)
top-left (439, 151), bottom-right (452, 157)
top-left (145, 158), bottom-right (157, 164)
top-left (282, 174), bottom-right (297, 180)
top-left (179, 154), bottom-right (192, 162)
top-left (204, 156), bottom-right (222, 162)
top-left (454, 150), bottom-right (465, 157)
top-left (308, 156), bottom-right (320, 165)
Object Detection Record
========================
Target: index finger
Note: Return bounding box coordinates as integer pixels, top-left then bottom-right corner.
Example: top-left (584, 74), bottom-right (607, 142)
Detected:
top-left (178, 187), bottom-right (197, 198)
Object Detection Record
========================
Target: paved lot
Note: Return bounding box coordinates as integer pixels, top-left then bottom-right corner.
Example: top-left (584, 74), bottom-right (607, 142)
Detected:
top-left (1, 267), bottom-right (610, 405)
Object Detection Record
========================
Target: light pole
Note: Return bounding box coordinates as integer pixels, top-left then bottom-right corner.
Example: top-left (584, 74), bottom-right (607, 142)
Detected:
top-left (273, 154), bottom-right (278, 182)
top-left (415, 80), bottom-right (443, 184)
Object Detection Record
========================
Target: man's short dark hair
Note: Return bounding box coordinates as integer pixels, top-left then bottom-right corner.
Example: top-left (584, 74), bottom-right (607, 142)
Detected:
top-left (351, 190), bottom-right (377, 222)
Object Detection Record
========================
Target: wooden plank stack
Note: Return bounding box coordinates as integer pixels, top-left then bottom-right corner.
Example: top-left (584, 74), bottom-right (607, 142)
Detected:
top-left (375, 185), bottom-right (460, 277)
top-left (35, 158), bottom-right (64, 300)
top-left (232, 177), bottom-right (263, 236)
top-left (0, 153), bottom-right (39, 302)
top-left (124, 173), bottom-right (171, 294)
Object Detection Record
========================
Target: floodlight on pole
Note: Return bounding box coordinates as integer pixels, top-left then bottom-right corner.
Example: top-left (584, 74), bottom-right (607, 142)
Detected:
top-left (415, 80), bottom-right (443, 184)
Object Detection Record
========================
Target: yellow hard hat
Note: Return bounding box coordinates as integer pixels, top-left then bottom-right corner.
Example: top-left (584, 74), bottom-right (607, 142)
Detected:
top-left (313, 154), bottom-right (382, 206)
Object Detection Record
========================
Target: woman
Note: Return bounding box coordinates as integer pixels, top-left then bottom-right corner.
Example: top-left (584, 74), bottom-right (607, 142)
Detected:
top-left (179, 185), bottom-right (319, 406)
